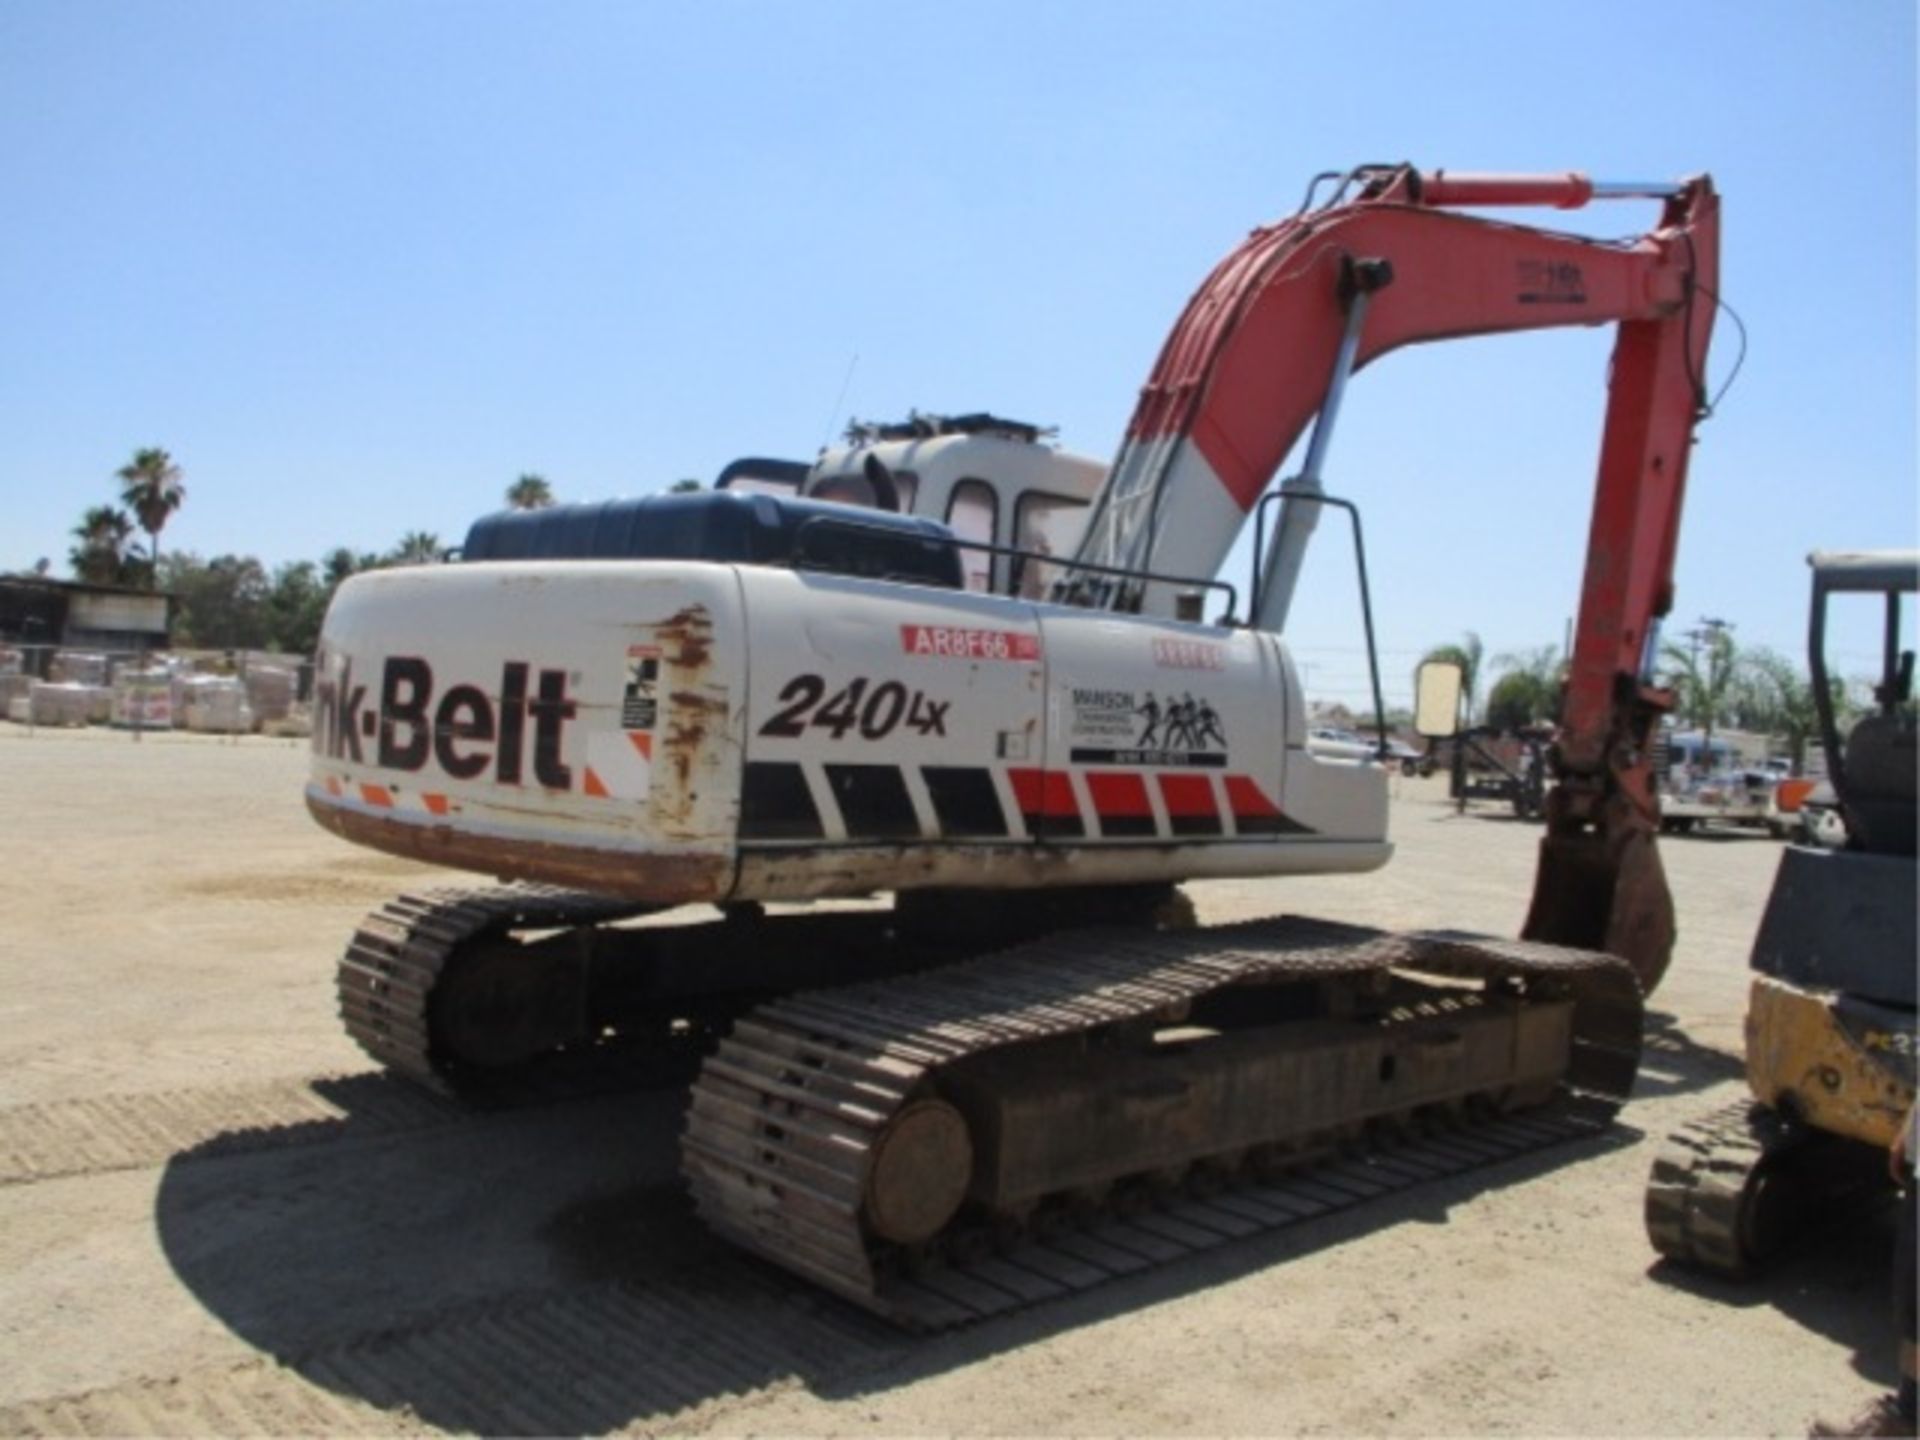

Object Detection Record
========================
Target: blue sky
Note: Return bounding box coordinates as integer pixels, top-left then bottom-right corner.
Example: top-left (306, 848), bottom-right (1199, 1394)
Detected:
top-left (2, 1), bottom-right (1913, 702)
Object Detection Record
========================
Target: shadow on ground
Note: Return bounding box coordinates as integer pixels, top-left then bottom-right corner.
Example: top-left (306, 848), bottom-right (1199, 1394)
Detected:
top-left (155, 1072), bottom-right (1638, 1436)
top-left (1646, 1192), bottom-right (1903, 1391)
top-left (1633, 1009), bottom-right (1747, 1100)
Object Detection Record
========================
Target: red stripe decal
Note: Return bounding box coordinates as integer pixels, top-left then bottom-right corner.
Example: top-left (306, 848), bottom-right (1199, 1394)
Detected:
top-left (1007, 767), bottom-right (1084, 836)
top-left (423, 792), bottom-right (450, 816)
top-left (1224, 774), bottom-right (1281, 819)
top-left (1086, 772), bottom-right (1152, 817)
top-left (1008, 767), bottom-right (1079, 817)
top-left (1156, 773), bottom-right (1216, 817)
top-left (583, 766), bottom-right (610, 799)
top-left (359, 783), bottom-right (395, 809)
top-left (1008, 767), bottom-right (1045, 816)
top-left (1157, 773), bottom-right (1223, 836)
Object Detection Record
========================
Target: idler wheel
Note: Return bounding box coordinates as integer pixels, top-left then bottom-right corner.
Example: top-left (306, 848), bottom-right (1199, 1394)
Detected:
top-left (863, 1098), bottom-right (972, 1245)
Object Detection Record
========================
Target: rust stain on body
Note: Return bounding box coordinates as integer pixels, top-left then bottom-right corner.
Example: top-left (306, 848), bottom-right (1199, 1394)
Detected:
top-left (652, 603), bottom-right (730, 831)
top-left (308, 796), bottom-right (733, 903)
top-left (658, 604), bottom-right (715, 670)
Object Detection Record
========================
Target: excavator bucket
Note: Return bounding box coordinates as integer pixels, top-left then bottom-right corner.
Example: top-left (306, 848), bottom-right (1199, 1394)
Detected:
top-left (1523, 825), bottom-right (1674, 995)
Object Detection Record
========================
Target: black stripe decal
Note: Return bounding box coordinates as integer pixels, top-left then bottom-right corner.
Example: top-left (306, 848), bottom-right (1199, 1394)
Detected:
top-left (739, 761), bottom-right (825, 840)
top-left (1028, 814), bottom-right (1086, 839)
top-left (1232, 813), bottom-right (1316, 836)
top-left (1167, 813), bottom-right (1224, 838)
top-left (825, 763), bottom-right (920, 840)
top-left (922, 766), bottom-right (1010, 838)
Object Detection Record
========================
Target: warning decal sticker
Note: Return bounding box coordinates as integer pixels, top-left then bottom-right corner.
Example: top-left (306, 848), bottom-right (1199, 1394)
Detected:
top-left (622, 645), bottom-right (660, 732)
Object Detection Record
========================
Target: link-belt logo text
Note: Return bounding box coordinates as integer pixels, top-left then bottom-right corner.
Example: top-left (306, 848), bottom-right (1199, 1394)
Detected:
top-left (314, 656), bottom-right (577, 789)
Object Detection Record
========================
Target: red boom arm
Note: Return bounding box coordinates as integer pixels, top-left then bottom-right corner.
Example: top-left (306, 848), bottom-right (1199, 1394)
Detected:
top-left (1103, 164), bottom-right (1720, 989)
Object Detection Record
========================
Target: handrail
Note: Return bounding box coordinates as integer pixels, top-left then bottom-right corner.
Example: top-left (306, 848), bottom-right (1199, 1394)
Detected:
top-left (1251, 486), bottom-right (1389, 757)
top-left (791, 514), bottom-right (1240, 622)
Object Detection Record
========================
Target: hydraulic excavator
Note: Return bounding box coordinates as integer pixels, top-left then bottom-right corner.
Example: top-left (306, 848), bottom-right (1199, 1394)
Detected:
top-left (309, 163), bottom-right (1721, 1324)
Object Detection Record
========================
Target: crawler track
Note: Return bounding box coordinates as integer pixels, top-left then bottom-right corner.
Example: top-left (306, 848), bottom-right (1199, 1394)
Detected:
top-left (1643, 1098), bottom-right (1893, 1277)
top-left (683, 916), bottom-right (1641, 1327)
top-left (1643, 1099), bottom-right (1780, 1276)
top-left (336, 885), bottom-right (655, 1100)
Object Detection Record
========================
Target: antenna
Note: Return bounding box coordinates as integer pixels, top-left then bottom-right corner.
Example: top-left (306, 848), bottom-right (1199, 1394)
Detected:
top-left (819, 354), bottom-right (859, 453)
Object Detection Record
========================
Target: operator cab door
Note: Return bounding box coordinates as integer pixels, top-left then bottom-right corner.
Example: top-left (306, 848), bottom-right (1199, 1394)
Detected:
top-left (1032, 613), bottom-right (1291, 844)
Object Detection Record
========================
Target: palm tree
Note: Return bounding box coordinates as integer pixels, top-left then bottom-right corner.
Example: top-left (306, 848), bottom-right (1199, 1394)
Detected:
top-left (1731, 647), bottom-right (1836, 775)
top-left (70, 505), bottom-right (138, 585)
top-left (1419, 630), bottom-right (1485, 726)
top-left (1485, 644), bottom-right (1565, 729)
top-left (116, 448), bottom-right (186, 584)
top-left (322, 548), bottom-right (361, 587)
top-left (506, 474), bottom-right (555, 510)
top-left (1661, 627), bottom-right (1739, 762)
top-left (390, 531), bottom-right (445, 566)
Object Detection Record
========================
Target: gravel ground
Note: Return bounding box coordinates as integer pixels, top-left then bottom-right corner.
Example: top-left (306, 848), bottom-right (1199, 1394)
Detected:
top-left (0, 725), bottom-right (1899, 1436)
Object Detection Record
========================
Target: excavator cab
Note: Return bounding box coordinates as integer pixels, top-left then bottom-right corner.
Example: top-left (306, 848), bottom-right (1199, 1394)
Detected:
top-left (1809, 551), bottom-right (1918, 857)
top-left (718, 413), bottom-right (1107, 599)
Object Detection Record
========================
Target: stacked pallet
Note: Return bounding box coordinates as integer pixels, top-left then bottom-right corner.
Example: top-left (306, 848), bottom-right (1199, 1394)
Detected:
top-left (181, 676), bottom-right (254, 734)
top-left (113, 668), bottom-right (175, 729)
top-left (49, 652), bottom-right (108, 686)
top-left (12, 682), bottom-right (108, 726)
top-left (243, 666), bottom-right (295, 725)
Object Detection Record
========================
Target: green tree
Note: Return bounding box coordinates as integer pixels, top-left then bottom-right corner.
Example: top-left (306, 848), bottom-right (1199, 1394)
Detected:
top-left (69, 505), bottom-right (139, 585)
top-left (669, 478), bottom-right (704, 493)
top-left (1730, 646), bottom-right (1841, 775)
top-left (321, 548), bottom-right (362, 587)
top-left (507, 473), bottom-right (555, 510)
top-left (116, 448), bottom-right (186, 583)
top-left (1661, 626), bottom-right (1739, 759)
top-left (389, 532), bottom-right (445, 566)
top-left (1485, 644), bottom-right (1564, 730)
top-left (266, 561), bottom-right (330, 655)
top-left (1418, 631), bottom-right (1485, 726)
top-left (160, 552), bottom-right (271, 649)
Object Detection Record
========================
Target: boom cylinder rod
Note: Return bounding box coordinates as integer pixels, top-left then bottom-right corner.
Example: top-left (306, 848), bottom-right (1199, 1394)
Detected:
top-left (1418, 172), bottom-right (1685, 210)
top-left (1255, 260), bottom-right (1385, 632)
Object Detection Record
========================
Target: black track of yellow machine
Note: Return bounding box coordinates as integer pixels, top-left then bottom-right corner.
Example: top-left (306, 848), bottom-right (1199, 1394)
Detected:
top-left (682, 916), bottom-right (1641, 1327)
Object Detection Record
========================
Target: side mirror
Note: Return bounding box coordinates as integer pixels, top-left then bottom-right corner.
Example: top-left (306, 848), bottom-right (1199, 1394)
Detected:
top-left (1414, 660), bottom-right (1464, 738)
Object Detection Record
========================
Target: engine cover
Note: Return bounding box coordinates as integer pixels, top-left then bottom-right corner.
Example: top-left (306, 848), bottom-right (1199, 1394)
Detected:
top-left (307, 560), bottom-right (1391, 903)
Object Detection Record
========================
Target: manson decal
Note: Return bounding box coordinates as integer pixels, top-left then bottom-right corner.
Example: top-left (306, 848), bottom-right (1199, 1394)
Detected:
top-left (1067, 687), bottom-right (1228, 769)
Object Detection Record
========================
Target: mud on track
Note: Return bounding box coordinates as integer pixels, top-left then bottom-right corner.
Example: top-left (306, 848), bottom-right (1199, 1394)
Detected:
top-left (0, 727), bottom-right (1900, 1436)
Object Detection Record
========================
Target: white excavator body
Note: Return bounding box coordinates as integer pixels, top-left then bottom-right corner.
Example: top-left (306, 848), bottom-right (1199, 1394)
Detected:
top-left (307, 536), bottom-right (1391, 904)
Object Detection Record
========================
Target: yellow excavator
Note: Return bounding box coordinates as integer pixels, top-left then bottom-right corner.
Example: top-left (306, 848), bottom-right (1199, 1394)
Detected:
top-left (1646, 550), bottom-right (1916, 1274)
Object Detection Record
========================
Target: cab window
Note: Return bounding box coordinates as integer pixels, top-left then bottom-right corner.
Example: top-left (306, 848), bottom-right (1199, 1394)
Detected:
top-left (946, 480), bottom-right (998, 592)
top-left (1012, 492), bottom-right (1087, 600)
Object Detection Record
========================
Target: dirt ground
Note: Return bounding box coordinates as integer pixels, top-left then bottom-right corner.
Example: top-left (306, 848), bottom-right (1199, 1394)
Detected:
top-left (0, 725), bottom-right (1900, 1436)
